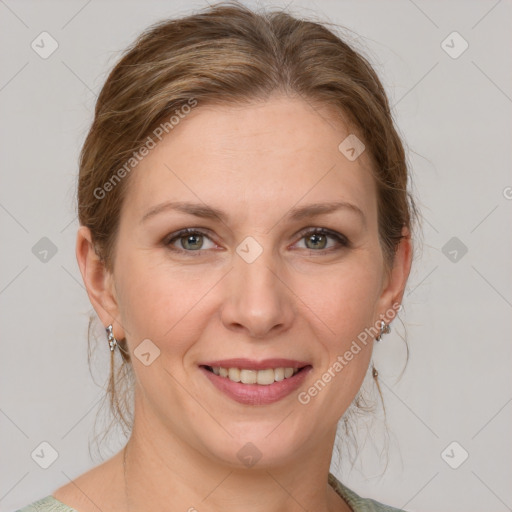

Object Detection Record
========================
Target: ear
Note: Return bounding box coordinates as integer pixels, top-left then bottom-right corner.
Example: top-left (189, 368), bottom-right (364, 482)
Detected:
top-left (377, 227), bottom-right (413, 317)
top-left (75, 226), bottom-right (125, 340)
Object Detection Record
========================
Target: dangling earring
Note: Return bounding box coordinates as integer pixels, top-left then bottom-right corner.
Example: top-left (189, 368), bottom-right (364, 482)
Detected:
top-left (375, 320), bottom-right (391, 342)
top-left (106, 324), bottom-right (118, 352)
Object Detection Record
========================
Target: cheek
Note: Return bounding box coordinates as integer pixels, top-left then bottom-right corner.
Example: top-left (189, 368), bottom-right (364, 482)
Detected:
top-left (294, 272), bottom-right (378, 421)
top-left (297, 255), bottom-right (381, 398)
top-left (300, 256), bottom-right (383, 340)
top-left (114, 254), bottom-right (217, 351)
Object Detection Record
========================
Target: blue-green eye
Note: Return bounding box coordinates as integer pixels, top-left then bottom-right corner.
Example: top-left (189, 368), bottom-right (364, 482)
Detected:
top-left (295, 228), bottom-right (349, 251)
top-left (164, 227), bottom-right (349, 254)
top-left (165, 229), bottom-right (215, 251)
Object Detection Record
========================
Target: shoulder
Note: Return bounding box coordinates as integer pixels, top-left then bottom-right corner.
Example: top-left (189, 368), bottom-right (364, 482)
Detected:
top-left (13, 495), bottom-right (78, 512)
top-left (328, 473), bottom-right (407, 512)
top-left (14, 451), bottom-right (125, 512)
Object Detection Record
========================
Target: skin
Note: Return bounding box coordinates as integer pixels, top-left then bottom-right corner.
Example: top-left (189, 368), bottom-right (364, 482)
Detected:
top-left (60, 94), bottom-right (412, 512)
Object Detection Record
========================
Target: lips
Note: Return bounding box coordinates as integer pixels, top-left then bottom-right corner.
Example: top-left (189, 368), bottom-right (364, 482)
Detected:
top-left (198, 358), bottom-right (312, 405)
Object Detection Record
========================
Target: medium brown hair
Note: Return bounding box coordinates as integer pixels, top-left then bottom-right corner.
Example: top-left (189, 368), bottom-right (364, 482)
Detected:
top-left (78, 1), bottom-right (417, 459)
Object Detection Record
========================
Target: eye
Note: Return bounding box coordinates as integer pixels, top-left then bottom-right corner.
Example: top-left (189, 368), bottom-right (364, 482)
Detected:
top-left (165, 228), bottom-right (217, 252)
top-left (293, 227), bottom-right (350, 252)
top-left (164, 227), bottom-right (350, 255)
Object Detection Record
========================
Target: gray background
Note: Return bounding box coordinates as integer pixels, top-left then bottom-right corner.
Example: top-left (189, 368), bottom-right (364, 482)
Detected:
top-left (1, 1), bottom-right (511, 511)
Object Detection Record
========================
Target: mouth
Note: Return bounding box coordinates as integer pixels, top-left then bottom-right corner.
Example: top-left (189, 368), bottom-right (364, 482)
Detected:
top-left (198, 359), bottom-right (312, 405)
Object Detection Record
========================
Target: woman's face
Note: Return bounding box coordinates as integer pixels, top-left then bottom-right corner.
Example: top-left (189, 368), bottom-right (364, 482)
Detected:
top-left (79, 95), bottom-right (410, 468)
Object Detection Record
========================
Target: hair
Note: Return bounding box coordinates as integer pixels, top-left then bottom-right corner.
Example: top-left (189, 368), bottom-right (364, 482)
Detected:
top-left (78, 1), bottom-right (418, 466)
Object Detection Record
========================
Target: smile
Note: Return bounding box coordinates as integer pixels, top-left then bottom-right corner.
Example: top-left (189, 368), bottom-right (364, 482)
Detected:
top-left (198, 360), bottom-right (313, 405)
top-left (205, 365), bottom-right (300, 385)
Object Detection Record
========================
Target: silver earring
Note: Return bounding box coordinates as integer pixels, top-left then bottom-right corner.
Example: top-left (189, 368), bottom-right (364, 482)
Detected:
top-left (375, 320), bottom-right (391, 342)
top-left (106, 324), bottom-right (118, 352)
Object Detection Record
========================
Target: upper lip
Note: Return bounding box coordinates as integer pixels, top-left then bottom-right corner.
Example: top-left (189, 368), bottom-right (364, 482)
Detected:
top-left (199, 358), bottom-right (311, 370)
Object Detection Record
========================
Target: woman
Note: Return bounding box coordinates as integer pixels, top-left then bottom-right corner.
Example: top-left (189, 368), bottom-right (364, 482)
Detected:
top-left (16, 2), bottom-right (414, 511)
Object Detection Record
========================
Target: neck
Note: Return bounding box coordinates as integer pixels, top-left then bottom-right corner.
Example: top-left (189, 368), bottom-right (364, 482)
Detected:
top-left (121, 410), bottom-right (350, 512)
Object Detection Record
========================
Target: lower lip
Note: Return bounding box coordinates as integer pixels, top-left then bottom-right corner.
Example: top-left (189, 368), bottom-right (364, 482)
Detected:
top-left (199, 366), bottom-right (312, 405)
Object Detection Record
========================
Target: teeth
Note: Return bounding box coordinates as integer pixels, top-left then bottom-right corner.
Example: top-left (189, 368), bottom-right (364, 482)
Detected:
top-left (240, 369), bottom-right (257, 384)
top-left (210, 366), bottom-right (300, 385)
top-left (257, 369), bottom-right (275, 385)
top-left (228, 368), bottom-right (240, 382)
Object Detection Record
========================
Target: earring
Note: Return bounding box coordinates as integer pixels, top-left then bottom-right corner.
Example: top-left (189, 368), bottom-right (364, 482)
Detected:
top-left (106, 324), bottom-right (118, 352)
top-left (375, 320), bottom-right (391, 342)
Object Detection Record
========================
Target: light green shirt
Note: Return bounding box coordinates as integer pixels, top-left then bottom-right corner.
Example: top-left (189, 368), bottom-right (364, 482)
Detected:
top-left (14, 473), bottom-right (406, 512)
top-left (328, 472), bottom-right (406, 511)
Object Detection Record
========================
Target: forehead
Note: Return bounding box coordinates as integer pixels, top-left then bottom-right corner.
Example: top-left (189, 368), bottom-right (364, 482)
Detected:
top-left (122, 95), bottom-right (378, 225)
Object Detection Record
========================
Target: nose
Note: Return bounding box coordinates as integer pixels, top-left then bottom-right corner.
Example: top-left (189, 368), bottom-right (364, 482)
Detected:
top-left (220, 247), bottom-right (295, 340)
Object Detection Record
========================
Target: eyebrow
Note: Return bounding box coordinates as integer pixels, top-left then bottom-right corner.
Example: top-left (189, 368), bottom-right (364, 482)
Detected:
top-left (140, 200), bottom-right (366, 226)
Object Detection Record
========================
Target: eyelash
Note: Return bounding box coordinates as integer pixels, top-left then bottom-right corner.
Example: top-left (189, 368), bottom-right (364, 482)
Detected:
top-left (164, 227), bottom-right (350, 255)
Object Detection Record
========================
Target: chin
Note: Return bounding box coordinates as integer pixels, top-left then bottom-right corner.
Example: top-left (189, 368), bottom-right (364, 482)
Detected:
top-left (198, 423), bottom-right (312, 471)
